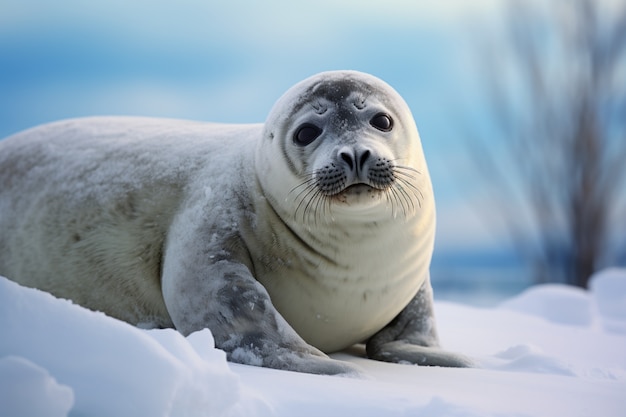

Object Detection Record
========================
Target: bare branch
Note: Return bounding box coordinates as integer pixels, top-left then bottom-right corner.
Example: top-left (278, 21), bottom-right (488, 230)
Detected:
top-left (467, 0), bottom-right (626, 287)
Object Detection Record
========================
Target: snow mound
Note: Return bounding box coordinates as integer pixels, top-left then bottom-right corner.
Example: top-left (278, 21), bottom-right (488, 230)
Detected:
top-left (590, 268), bottom-right (626, 334)
top-left (0, 277), bottom-right (270, 417)
top-left (499, 284), bottom-right (592, 326)
top-left (0, 356), bottom-right (74, 417)
top-left (498, 268), bottom-right (626, 334)
top-left (492, 344), bottom-right (575, 376)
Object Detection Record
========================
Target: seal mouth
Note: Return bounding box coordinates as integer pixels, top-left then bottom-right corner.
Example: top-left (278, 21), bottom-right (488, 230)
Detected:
top-left (327, 183), bottom-right (390, 207)
top-left (341, 183), bottom-right (376, 195)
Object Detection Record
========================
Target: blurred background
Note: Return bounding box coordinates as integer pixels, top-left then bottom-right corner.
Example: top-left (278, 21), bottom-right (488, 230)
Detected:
top-left (1, 0), bottom-right (624, 306)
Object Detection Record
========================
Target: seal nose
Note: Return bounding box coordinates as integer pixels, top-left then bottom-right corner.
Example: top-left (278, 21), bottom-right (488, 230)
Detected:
top-left (339, 148), bottom-right (371, 175)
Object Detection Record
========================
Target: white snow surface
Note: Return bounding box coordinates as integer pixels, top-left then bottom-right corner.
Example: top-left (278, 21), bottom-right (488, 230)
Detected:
top-left (1, 269), bottom-right (625, 417)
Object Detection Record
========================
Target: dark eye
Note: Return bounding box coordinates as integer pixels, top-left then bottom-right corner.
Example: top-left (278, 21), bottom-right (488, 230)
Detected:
top-left (293, 124), bottom-right (322, 146)
top-left (370, 113), bottom-right (393, 132)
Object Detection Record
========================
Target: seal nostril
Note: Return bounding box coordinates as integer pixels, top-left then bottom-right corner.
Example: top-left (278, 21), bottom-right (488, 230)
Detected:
top-left (340, 151), bottom-right (355, 171)
top-left (359, 150), bottom-right (371, 171)
top-left (340, 149), bottom-right (371, 173)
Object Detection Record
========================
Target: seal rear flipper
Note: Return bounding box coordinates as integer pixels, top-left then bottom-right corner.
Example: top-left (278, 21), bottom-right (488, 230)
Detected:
top-left (366, 340), bottom-right (474, 368)
top-left (366, 274), bottom-right (474, 368)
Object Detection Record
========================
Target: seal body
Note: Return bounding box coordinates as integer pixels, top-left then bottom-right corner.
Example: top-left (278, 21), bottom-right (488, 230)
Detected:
top-left (0, 71), bottom-right (472, 374)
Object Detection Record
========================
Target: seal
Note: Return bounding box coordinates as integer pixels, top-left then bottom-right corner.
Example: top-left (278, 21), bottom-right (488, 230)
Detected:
top-left (0, 70), bottom-right (472, 374)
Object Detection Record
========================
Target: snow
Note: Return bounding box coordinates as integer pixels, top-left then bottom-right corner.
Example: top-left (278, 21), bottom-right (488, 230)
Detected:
top-left (499, 283), bottom-right (594, 326)
top-left (0, 357), bottom-right (73, 417)
top-left (590, 268), bottom-right (626, 334)
top-left (1, 269), bottom-right (626, 417)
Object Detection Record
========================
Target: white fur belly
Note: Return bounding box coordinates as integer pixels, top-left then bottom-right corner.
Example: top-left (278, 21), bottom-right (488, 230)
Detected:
top-left (251, 215), bottom-right (434, 353)
top-left (264, 263), bottom-right (426, 352)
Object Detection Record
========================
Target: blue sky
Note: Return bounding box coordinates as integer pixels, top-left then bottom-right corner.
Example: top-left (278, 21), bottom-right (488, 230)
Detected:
top-left (1, 1), bottom-right (508, 250)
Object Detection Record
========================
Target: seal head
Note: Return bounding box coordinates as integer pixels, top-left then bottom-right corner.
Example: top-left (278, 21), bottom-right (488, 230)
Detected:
top-left (258, 70), bottom-right (428, 223)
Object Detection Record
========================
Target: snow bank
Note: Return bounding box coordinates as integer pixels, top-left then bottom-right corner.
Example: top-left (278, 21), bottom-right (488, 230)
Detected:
top-left (1, 269), bottom-right (626, 417)
top-left (0, 277), bottom-right (270, 417)
top-left (499, 268), bottom-right (626, 335)
top-left (499, 284), bottom-right (593, 326)
top-left (0, 356), bottom-right (73, 417)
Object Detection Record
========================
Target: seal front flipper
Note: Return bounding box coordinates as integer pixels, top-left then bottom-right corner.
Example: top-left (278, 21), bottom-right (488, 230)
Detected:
top-left (366, 275), bottom-right (474, 368)
top-left (161, 223), bottom-right (360, 375)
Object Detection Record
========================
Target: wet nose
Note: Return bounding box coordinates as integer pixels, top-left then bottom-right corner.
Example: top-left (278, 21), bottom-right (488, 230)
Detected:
top-left (339, 148), bottom-right (371, 175)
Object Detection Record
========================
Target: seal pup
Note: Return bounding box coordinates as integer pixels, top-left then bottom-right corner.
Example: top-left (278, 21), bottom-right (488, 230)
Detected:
top-left (0, 70), bottom-right (472, 374)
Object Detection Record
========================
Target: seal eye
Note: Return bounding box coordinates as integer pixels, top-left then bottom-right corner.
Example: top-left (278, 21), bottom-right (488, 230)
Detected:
top-left (370, 113), bottom-right (393, 132)
top-left (294, 124), bottom-right (322, 146)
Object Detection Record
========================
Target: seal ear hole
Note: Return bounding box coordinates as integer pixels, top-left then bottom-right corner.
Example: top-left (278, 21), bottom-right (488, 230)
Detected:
top-left (370, 113), bottom-right (393, 132)
top-left (294, 123), bottom-right (322, 146)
